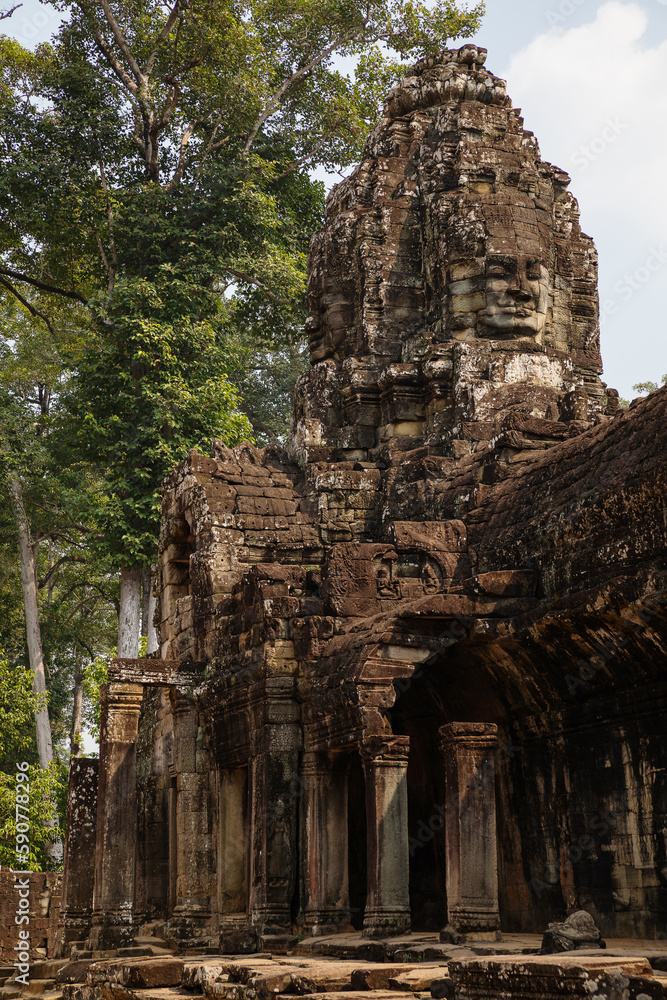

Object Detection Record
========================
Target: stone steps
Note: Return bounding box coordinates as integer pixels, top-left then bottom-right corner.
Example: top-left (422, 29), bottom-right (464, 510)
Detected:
top-left (182, 956), bottom-right (450, 999)
top-left (6, 940), bottom-right (667, 1000)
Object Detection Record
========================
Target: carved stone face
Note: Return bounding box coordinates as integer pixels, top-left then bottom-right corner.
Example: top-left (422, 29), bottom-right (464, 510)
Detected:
top-left (305, 272), bottom-right (355, 362)
top-left (478, 255), bottom-right (549, 337)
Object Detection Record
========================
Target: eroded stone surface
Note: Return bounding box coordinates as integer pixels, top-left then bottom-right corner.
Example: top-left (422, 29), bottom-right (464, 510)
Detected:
top-left (541, 911), bottom-right (605, 954)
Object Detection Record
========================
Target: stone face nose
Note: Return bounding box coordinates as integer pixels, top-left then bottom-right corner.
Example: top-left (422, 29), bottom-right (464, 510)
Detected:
top-left (508, 279), bottom-right (532, 301)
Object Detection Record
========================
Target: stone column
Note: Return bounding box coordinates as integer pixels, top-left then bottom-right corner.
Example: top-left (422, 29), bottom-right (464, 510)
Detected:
top-left (361, 736), bottom-right (411, 938)
top-left (88, 683), bottom-right (143, 949)
top-left (165, 693), bottom-right (213, 947)
top-left (55, 758), bottom-right (99, 956)
top-left (439, 722), bottom-right (501, 941)
top-left (218, 767), bottom-right (254, 952)
top-left (302, 751), bottom-right (351, 935)
top-left (248, 677), bottom-right (301, 947)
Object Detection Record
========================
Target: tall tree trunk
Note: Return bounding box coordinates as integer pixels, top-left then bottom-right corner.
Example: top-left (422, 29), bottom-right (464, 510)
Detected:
top-left (70, 666), bottom-right (84, 756)
top-left (9, 474), bottom-right (54, 768)
top-left (118, 566), bottom-right (142, 657)
top-left (10, 474), bottom-right (62, 862)
top-left (141, 565), bottom-right (150, 637)
top-left (146, 564), bottom-right (158, 655)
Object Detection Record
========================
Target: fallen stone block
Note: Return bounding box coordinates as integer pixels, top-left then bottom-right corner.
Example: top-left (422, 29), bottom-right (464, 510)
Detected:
top-left (449, 953), bottom-right (656, 1000)
top-left (56, 961), bottom-right (98, 985)
top-left (429, 977), bottom-right (454, 1000)
top-left (541, 911), bottom-right (605, 954)
top-left (350, 968), bottom-right (416, 991)
top-left (87, 958), bottom-right (184, 990)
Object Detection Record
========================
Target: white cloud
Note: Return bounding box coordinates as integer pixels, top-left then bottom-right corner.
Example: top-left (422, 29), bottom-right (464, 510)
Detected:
top-left (502, 2), bottom-right (667, 394)
top-left (504, 2), bottom-right (667, 235)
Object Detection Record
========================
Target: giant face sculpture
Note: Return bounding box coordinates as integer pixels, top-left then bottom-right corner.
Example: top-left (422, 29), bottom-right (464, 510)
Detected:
top-left (305, 273), bottom-right (355, 363)
top-left (304, 45), bottom-right (602, 370)
top-left (478, 255), bottom-right (549, 337)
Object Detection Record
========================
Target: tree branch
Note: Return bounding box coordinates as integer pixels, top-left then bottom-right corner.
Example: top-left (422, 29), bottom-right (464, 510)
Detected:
top-left (86, 581), bottom-right (120, 616)
top-left (0, 265), bottom-right (88, 303)
top-left (95, 0), bottom-right (145, 87)
top-left (145, 0), bottom-right (186, 77)
top-left (0, 275), bottom-right (56, 335)
top-left (157, 81), bottom-right (180, 130)
top-left (85, 16), bottom-right (139, 96)
top-left (38, 554), bottom-right (88, 591)
top-left (227, 269), bottom-right (290, 306)
top-left (196, 108), bottom-right (228, 177)
top-left (243, 27), bottom-right (361, 152)
top-left (164, 119), bottom-right (199, 190)
top-left (274, 131), bottom-right (336, 180)
top-left (0, 4), bottom-right (21, 20)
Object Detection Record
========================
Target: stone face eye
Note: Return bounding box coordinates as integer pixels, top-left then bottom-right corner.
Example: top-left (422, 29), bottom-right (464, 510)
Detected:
top-left (487, 258), bottom-right (515, 277)
top-left (526, 261), bottom-right (542, 280)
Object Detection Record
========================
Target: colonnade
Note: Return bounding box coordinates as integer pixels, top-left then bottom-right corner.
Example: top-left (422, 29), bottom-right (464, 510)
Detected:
top-left (58, 681), bottom-right (502, 950)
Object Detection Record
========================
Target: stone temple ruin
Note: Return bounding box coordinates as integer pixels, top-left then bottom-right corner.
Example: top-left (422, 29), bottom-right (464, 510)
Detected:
top-left (56, 45), bottom-right (667, 963)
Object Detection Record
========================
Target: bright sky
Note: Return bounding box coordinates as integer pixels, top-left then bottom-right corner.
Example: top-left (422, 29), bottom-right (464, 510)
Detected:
top-left (4, 0), bottom-right (667, 401)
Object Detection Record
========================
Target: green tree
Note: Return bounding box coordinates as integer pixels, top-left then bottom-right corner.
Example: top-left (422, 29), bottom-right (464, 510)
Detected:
top-left (0, 0), bottom-right (484, 650)
top-left (0, 658), bottom-right (65, 871)
top-left (0, 294), bottom-right (117, 803)
top-left (632, 375), bottom-right (667, 395)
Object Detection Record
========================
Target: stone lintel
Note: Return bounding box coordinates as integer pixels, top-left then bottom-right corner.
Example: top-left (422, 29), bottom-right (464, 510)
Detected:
top-left (108, 657), bottom-right (204, 687)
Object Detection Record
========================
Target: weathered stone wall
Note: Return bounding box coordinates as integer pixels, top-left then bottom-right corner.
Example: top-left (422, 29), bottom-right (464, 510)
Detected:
top-left (0, 870), bottom-right (61, 962)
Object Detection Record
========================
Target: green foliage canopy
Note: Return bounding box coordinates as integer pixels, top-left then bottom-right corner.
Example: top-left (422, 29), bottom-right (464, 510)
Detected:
top-left (0, 0), bottom-right (484, 566)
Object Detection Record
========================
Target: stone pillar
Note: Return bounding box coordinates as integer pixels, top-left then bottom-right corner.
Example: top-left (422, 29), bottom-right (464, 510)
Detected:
top-left (218, 767), bottom-right (254, 952)
top-left (302, 751), bottom-right (351, 935)
top-left (361, 736), bottom-right (411, 938)
top-left (248, 677), bottom-right (301, 947)
top-left (88, 683), bottom-right (143, 949)
top-left (439, 722), bottom-right (501, 942)
top-left (55, 758), bottom-right (98, 956)
top-left (165, 693), bottom-right (213, 947)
